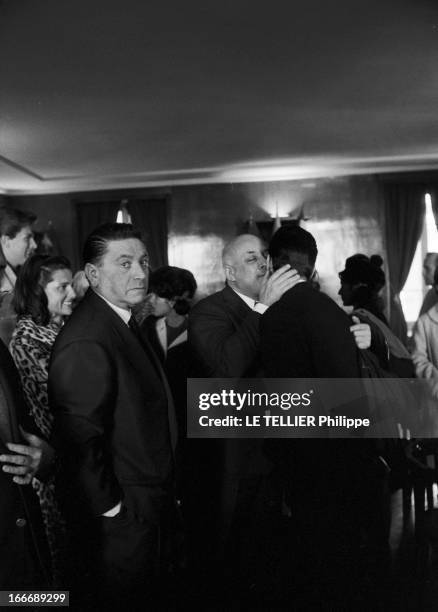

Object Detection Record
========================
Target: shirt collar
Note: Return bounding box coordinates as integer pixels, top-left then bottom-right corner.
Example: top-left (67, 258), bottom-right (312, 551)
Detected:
top-left (94, 290), bottom-right (131, 325)
top-left (4, 264), bottom-right (16, 284)
top-left (231, 287), bottom-right (258, 309)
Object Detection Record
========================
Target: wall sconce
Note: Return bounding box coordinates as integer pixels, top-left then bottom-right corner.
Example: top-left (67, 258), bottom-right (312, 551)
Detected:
top-left (116, 199), bottom-right (132, 224)
top-left (244, 204), bottom-right (310, 243)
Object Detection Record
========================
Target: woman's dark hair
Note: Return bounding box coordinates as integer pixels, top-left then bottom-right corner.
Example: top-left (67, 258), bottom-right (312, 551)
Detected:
top-left (339, 254), bottom-right (385, 291)
top-left (82, 223), bottom-right (143, 266)
top-left (339, 253), bottom-right (386, 318)
top-left (13, 254), bottom-right (72, 325)
top-left (149, 266), bottom-right (197, 315)
top-left (0, 208), bottom-right (36, 239)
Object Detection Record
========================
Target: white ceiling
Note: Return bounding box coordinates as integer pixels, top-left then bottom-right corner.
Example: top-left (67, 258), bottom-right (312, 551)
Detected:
top-left (1, 0), bottom-right (438, 194)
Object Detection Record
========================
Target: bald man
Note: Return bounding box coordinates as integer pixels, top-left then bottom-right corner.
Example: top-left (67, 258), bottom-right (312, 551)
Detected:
top-left (187, 233), bottom-right (370, 599)
top-left (189, 234), bottom-right (299, 377)
top-left (189, 233), bottom-right (369, 376)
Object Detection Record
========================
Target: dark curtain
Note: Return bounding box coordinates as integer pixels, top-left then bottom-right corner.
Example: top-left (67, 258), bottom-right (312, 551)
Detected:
top-left (127, 198), bottom-right (168, 270)
top-left (382, 182), bottom-right (426, 345)
top-left (76, 200), bottom-right (120, 265)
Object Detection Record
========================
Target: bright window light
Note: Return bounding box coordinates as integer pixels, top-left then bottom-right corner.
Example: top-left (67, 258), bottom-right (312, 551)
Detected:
top-left (116, 207), bottom-right (132, 224)
top-left (400, 193), bottom-right (438, 331)
top-left (425, 193), bottom-right (438, 251)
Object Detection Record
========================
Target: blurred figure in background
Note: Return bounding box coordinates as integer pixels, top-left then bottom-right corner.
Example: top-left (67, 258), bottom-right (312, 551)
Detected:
top-left (338, 253), bottom-right (412, 376)
top-left (338, 253), bottom-right (388, 324)
top-left (0, 335), bottom-right (51, 590)
top-left (9, 255), bottom-right (76, 586)
top-left (419, 252), bottom-right (438, 317)
top-left (0, 208), bottom-right (37, 346)
top-left (143, 266), bottom-right (197, 474)
top-left (413, 266), bottom-right (438, 381)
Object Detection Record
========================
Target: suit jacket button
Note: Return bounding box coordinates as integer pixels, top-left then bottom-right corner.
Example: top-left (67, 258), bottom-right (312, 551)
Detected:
top-left (16, 518), bottom-right (27, 528)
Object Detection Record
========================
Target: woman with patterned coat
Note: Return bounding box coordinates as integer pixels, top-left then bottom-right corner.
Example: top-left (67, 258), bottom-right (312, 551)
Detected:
top-left (9, 255), bottom-right (75, 586)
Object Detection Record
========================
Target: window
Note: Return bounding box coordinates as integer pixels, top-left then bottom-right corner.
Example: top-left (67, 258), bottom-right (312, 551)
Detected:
top-left (116, 202), bottom-right (132, 224)
top-left (400, 193), bottom-right (438, 333)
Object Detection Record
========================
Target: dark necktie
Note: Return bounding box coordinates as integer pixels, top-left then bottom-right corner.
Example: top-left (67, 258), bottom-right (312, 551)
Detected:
top-left (128, 315), bottom-right (178, 453)
top-left (128, 314), bottom-right (143, 340)
top-left (128, 316), bottom-right (163, 378)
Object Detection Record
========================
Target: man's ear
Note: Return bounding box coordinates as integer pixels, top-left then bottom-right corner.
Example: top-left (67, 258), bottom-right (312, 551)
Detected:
top-left (224, 264), bottom-right (235, 283)
top-left (84, 263), bottom-right (99, 288)
top-left (0, 235), bottom-right (9, 251)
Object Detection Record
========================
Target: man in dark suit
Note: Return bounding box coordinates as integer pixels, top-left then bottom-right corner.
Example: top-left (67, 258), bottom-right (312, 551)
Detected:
top-left (0, 338), bottom-right (49, 589)
top-left (188, 235), bottom-right (300, 595)
top-left (189, 234), bottom-right (298, 378)
top-left (49, 223), bottom-right (176, 607)
top-left (188, 233), bottom-right (371, 597)
top-left (260, 225), bottom-right (373, 605)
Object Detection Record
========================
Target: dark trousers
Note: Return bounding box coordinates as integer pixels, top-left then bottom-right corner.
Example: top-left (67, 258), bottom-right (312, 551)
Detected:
top-left (65, 486), bottom-right (169, 611)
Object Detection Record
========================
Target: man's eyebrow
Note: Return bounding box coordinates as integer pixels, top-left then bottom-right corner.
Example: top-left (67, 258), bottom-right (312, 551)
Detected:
top-left (115, 254), bottom-right (134, 261)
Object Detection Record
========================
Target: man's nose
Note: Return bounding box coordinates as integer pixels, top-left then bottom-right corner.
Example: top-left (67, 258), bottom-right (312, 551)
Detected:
top-left (30, 237), bottom-right (37, 251)
top-left (133, 262), bottom-right (146, 279)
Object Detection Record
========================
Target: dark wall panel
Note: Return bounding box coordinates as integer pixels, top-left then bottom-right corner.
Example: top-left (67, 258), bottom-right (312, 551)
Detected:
top-left (7, 175), bottom-right (385, 300)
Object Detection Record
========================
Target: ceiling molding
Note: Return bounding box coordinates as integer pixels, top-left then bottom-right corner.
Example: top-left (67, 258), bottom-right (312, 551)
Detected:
top-left (3, 155), bottom-right (438, 196)
top-left (0, 155), bottom-right (44, 181)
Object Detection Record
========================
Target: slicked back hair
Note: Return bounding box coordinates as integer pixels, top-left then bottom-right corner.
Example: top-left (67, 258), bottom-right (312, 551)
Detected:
top-left (269, 225), bottom-right (318, 279)
top-left (0, 208), bottom-right (36, 239)
top-left (13, 254), bottom-right (72, 326)
top-left (82, 223), bottom-right (144, 266)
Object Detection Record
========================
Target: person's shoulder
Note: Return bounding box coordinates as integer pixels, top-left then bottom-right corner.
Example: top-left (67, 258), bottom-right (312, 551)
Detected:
top-left (422, 303), bottom-right (438, 325)
top-left (54, 292), bottom-right (109, 347)
top-left (265, 282), bottom-right (314, 315)
top-left (264, 283), bottom-right (348, 326)
top-left (190, 286), bottom-right (228, 315)
top-left (12, 317), bottom-right (43, 343)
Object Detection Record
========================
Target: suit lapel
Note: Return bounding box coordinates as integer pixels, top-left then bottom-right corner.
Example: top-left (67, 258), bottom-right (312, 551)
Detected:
top-left (88, 292), bottom-right (178, 453)
top-left (0, 384), bottom-right (11, 448)
top-left (221, 285), bottom-right (252, 326)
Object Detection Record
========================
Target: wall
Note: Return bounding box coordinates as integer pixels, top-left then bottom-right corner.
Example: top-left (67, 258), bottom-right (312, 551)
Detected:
top-left (6, 174), bottom-right (385, 302)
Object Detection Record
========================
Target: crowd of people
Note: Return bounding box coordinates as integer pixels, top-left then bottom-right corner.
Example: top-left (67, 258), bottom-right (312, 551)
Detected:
top-left (0, 206), bottom-right (437, 609)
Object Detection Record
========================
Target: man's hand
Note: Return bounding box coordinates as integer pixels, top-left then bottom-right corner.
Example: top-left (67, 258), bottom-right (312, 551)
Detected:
top-left (0, 429), bottom-right (55, 485)
top-left (259, 264), bottom-right (301, 307)
top-left (350, 316), bottom-right (371, 350)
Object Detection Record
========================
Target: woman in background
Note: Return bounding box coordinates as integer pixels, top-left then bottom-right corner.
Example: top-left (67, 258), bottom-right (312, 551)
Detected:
top-left (338, 253), bottom-right (388, 324)
top-left (10, 255), bottom-right (76, 586)
top-left (142, 265), bottom-right (197, 571)
top-left (338, 253), bottom-right (412, 373)
top-left (143, 265), bottom-right (197, 439)
top-left (413, 266), bottom-right (438, 380)
top-left (338, 253), bottom-right (413, 561)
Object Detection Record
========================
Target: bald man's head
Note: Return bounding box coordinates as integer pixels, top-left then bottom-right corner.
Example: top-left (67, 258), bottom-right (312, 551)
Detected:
top-left (222, 234), bottom-right (267, 299)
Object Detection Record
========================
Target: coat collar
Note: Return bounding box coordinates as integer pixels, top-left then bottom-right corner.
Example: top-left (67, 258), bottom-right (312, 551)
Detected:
top-left (83, 290), bottom-right (177, 452)
top-left (425, 303), bottom-right (438, 324)
top-left (85, 290), bottom-right (162, 380)
top-left (221, 284), bottom-right (253, 315)
top-left (155, 317), bottom-right (188, 354)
